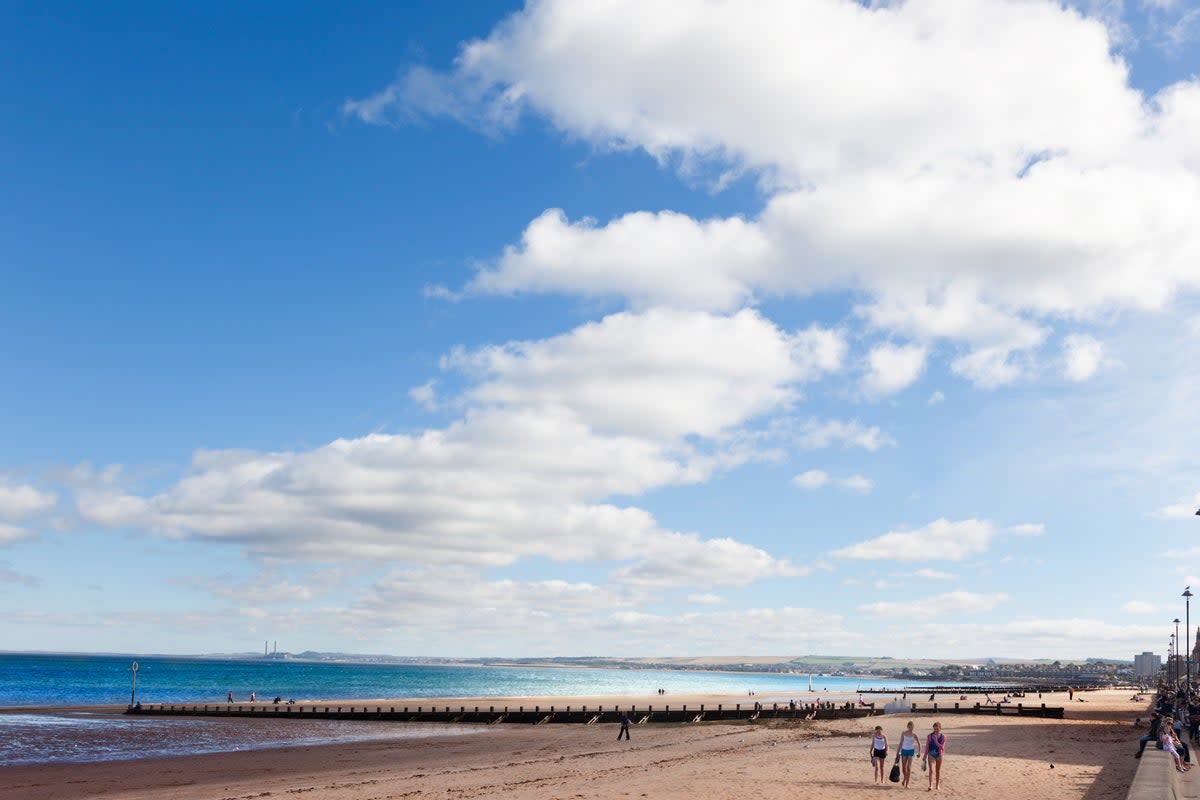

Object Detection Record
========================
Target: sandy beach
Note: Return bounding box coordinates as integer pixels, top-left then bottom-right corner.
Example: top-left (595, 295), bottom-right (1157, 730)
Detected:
top-left (0, 689), bottom-right (1161, 800)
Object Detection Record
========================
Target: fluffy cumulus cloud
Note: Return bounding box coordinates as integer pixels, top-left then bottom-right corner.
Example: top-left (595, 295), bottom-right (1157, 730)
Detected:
top-left (0, 481), bottom-right (57, 521)
top-left (0, 481), bottom-right (58, 547)
top-left (796, 471), bottom-right (874, 493)
top-left (860, 590), bottom-right (1007, 619)
top-left (1121, 600), bottom-right (1156, 614)
top-left (447, 308), bottom-right (842, 439)
top-left (839, 474), bottom-right (874, 493)
top-left (862, 342), bottom-right (928, 397)
top-left (348, 0), bottom-right (1200, 387)
top-left (909, 568), bottom-right (958, 581)
top-left (791, 469), bottom-right (830, 490)
top-left (789, 418), bottom-right (896, 451)
top-left (1062, 334), bottom-right (1106, 381)
top-left (830, 518), bottom-right (997, 561)
top-left (77, 310), bottom-right (824, 591)
top-left (341, 569), bottom-right (841, 652)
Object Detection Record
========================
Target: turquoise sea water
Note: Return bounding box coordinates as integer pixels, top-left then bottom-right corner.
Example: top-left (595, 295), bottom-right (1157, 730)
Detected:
top-left (0, 653), bottom-right (943, 766)
top-left (0, 652), bottom-right (920, 707)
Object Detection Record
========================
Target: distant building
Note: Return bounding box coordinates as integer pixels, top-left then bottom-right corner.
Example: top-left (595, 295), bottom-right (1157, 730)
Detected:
top-left (1134, 651), bottom-right (1162, 678)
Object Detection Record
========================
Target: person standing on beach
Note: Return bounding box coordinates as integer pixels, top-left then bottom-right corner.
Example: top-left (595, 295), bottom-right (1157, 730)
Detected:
top-left (618, 711), bottom-right (631, 741)
top-left (895, 720), bottom-right (921, 788)
top-left (870, 725), bottom-right (888, 784)
top-left (924, 722), bottom-right (946, 790)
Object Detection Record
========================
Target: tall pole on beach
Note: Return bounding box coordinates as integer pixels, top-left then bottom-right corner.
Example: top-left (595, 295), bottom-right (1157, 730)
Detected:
top-left (1175, 619), bottom-right (1181, 686)
top-left (1185, 588), bottom-right (1194, 696)
top-left (1170, 635), bottom-right (1176, 685)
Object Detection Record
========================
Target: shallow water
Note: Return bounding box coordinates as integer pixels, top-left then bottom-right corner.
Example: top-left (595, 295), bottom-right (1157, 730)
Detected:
top-left (0, 710), bottom-right (489, 766)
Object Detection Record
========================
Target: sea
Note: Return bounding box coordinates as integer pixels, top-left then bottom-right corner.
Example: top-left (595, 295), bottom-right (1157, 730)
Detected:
top-left (0, 652), bottom-right (940, 766)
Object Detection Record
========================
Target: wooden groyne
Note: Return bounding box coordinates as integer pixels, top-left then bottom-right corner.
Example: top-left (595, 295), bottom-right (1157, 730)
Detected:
top-left (126, 701), bottom-right (877, 724)
top-left (856, 684), bottom-right (1091, 695)
top-left (900, 702), bottom-right (1064, 718)
top-left (125, 699), bottom-right (1065, 723)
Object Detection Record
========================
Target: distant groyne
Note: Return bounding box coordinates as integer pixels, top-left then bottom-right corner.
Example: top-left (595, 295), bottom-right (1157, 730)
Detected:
top-left (125, 699), bottom-right (1065, 723)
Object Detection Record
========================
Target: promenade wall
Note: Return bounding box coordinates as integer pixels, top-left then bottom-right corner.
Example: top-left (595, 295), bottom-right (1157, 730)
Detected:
top-left (1126, 749), bottom-right (1179, 800)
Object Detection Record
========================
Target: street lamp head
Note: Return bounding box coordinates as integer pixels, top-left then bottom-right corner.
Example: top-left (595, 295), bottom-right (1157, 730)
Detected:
top-left (1185, 588), bottom-right (1194, 599)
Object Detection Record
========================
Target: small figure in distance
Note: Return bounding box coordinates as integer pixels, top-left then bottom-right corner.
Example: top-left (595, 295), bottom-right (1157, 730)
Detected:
top-left (617, 710), bottom-right (631, 741)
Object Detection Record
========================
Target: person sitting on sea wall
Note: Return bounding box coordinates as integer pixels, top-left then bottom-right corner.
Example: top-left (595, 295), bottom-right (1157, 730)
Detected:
top-left (1161, 718), bottom-right (1191, 773)
top-left (1171, 716), bottom-right (1193, 763)
top-left (1135, 714), bottom-right (1164, 758)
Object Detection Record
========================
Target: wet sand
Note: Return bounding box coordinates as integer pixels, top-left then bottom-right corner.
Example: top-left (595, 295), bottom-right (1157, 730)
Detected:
top-left (0, 689), bottom-right (1157, 800)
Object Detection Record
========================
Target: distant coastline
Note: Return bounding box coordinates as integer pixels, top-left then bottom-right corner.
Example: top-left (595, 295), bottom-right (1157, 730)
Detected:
top-left (0, 649), bottom-right (1136, 687)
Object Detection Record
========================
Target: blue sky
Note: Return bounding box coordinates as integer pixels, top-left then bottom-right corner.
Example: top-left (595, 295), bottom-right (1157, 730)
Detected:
top-left (3, 0), bottom-right (1200, 661)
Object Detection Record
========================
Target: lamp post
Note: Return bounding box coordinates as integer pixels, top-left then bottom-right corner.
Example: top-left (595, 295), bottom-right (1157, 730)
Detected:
top-left (1175, 619), bottom-right (1182, 686)
top-left (1170, 635), bottom-right (1176, 685)
top-left (1185, 588), bottom-right (1194, 695)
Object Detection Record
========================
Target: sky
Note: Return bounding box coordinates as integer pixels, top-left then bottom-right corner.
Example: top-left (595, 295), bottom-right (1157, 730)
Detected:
top-left (3, 0), bottom-right (1200, 662)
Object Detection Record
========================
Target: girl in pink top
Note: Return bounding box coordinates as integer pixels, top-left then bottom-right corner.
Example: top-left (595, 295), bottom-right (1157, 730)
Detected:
top-left (923, 722), bottom-right (946, 791)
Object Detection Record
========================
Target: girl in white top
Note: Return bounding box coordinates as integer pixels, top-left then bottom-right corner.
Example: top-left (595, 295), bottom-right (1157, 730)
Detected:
top-left (870, 725), bottom-right (889, 783)
top-left (895, 720), bottom-right (922, 788)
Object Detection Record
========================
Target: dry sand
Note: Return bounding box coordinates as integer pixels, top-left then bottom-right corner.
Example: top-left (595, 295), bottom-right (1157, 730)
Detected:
top-left (0, 689), bottom-right (1167, 800)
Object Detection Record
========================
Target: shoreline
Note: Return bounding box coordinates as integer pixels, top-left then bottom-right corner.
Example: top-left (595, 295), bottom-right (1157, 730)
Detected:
top-left (0, 688), bottom-right (1151, 800)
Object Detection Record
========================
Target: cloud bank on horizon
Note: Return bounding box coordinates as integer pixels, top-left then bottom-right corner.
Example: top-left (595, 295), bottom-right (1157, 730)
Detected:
top-left (4, 0), bottom-right (1200, 660)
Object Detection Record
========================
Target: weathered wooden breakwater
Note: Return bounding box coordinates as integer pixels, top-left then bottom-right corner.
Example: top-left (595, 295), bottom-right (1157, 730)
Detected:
top-left (127, 701), bottom-right (872, 724)
top-left (126, 699), bottom-right (1064, 723)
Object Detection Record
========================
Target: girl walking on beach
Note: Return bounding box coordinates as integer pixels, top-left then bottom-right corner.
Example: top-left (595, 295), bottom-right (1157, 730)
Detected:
top-left (870, 725), bottom-right (889, 784)
top-left (895, 720), bottom-right (921, 788)
top-left (923, 722), bottom-right (945, 791)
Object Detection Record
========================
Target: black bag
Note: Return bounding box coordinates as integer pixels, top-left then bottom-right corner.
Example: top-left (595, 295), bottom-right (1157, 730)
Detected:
top-left (889, 762), bottom-right (901, 783)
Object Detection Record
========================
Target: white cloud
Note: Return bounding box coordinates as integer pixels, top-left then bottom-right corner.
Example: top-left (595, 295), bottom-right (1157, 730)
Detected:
top-left (610, 533), bottom-right (807, 588)
top-left (0, 522), bottom-right (34, 546)
top-left (862, 342), bottom-right (927, 397)
top-left (1122, 600), bottom-right (1156, 613)
top-left (791, 418), bottom-right (896, 451)
top-left (838, 474), bottom-right (874, 493)
top-left (1062, 334), bottom-right (1106, 381)
top-left (928, 391), bottom-right (945, 405)
top-left (1009, 523), bottom-right (1046, 536)
top-left (0, 481), bottom-right (57, 521)
top-left (792, 469), bottom-right (829, 489)
top-left (409, 380), bottom-right (438, 410)
top-left (348, 0), bottom-right (1200, 390)
top-left (76, 310), bottom-right (814, 590)
top-left (860, 591), bottom-right (1007, 619)
top-left (351, 573), bottom-right (842, 652)
top-left (468, 209), bottom-right (772, 312)
top-left (1151, 492), bottom-right (1200, 519)
top-left (909, 568), bottom-right (959, 581)
top-left (951, 346), bottom-right (1026, 389)
top-left (831, 518), bottom-right (997, 561)
top-left (448, 308), bottom-right (840, 440)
